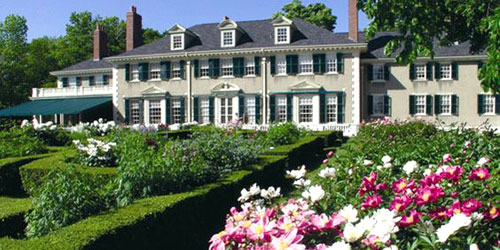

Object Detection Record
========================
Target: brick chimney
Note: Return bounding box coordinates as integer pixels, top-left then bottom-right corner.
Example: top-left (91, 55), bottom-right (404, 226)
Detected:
top-left (93, 24), bottom-right (108, 60)
top-left (348, 0), bottom-right (359, 43)
top-left (126, 6), bottom-right (143, 51)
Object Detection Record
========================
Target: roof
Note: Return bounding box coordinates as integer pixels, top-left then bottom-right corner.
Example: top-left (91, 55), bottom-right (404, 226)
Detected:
top-left (362, 31), bottom-right (487, 59)
top-left (0, 97), bottom-right (111, 117)
top-left (52, 59), bottom-right (112, 74)
top-left (111, 18), bottom-right (360, 58)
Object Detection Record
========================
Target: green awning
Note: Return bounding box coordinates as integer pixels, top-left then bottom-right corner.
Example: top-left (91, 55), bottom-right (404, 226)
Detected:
top-left (0, 97), bottom-right (111, 117)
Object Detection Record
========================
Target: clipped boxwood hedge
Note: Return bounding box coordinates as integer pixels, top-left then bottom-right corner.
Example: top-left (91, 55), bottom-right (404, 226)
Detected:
top-left (0, 197), bottom-right (31, 239)
top-left (0, 132), bottom-right (337, 250)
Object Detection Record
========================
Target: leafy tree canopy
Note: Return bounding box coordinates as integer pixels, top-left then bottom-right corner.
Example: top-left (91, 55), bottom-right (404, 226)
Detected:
top-left (272, 0), bottom-right (337, 31)
top-left (359, 0), bottom-right (499, 93)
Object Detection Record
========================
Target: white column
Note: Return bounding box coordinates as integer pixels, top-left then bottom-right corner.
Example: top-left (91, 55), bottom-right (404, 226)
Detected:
top-left (186, 60), bottom-right (192, 122)
top-left (112, 66), bottom-right (120, 123)
top-left (351, 52), bottom-right (361, 124)
top-left (261, 57), bottom-right (268, 124)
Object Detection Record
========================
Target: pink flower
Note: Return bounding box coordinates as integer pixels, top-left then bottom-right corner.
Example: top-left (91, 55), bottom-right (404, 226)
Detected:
top-left (363, 235), bottom-right (383, 249)
top-left (390, 195), bottom-right (412, 212)
top-left (270, 228), bottom-right (305, 250)
top-left (419, 173), bottom-right (442, 187)
top-left (430, 207), bottom-right (451, 220)
top-left (392, 178), bottom-right (415, 194)
top-left (277, 216), bottom-right (296, 234)
top-left (442, 153), bottom-right (452, 163)
top-left (361, 195), bottom-right (382, 210)
top-left (358, 172), bottom-right (378, 195)
top-left (484, 206), bottom-right (499, 220)
top-left (399, 210), bottom-right (422, 227)
top-left (327, 150), bottom-right (335, 158)
top-left (461, 200), bottom-right (482, 215)
top-left (310, 213), bottom-right (345, 232)
top-left (469, 168), bottom-right (491, 181)
top-left (248, 218), bottom-right (276, 242)
top-left (375, 183), bottom-right (388, 191)
top-left (439, 165), bottom-right (464, 182)
top-left (415, 186), bottom-right (444, 206)
top-left (209, 230), bottom-right (229, 250)
top-left (448, 200), bottom-right (462, 215)
top-left (323, 158), bottom-right (329, 164)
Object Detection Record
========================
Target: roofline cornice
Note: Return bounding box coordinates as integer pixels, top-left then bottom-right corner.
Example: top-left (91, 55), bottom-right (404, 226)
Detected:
top-left (105, 43), bottom-right (368, 63)
top-left (362, 55), bottom-right (487, 63)
top-left (50, 68), bottom-right (113, 76)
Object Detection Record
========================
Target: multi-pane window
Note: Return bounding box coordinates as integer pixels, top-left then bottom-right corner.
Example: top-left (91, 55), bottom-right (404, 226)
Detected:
top-left (172, 99), bottom-right (182, 124)
top-left (441, 64), bottom-right (452, 80)
top-left (415, 95), bottom-right (426, 115)
top-left (373, 65), bottom-right (385, 80)
top-left (440, 95), bottom-right (452, 115)
top-left (150, 63), bottom-right (161, 80)
top-left (131, 64), bottom-right (140, 81)
top-left (76, 77), bottom-right (82, 86)
top-left (172, 62), bottom-right (181, 79)
top-left (483, 95), bottom-right (495, 114)
top-left (200, 98), bottom-right (210, 124)
top-left (130, 100), bottom-right (141, 125)
top-left (149, 100), bottom-right (162, 124)
top-left (221, 59), bottom-right (233, 77)
top-left (326, 96), bottom-right (337, 123)
top-left (326, 54), bottom-right (337, 73)
top-left (245, 58), bottom-right (255, 76)
top-left (276, 96), bottom-right (287, 122)
top-left (277, 56), bottom-right (287, 75)
top-left (373, 95), bottom-right (385, 115)
top-left (416, 64), bottom-right (426, 80)
top-left (299, 96), bottom-right (313, 123)
top-left (199, 60), bottom-right (210, 77)
top-left (276, 27), bottom-right (288, 43)
top-left (246, 97), bottom-right (256, 124)
top-left (299, 54), bottom-right (313, 74)
top-left (89, 76), bottom-right (96, 86)
top-left (220, 98), bottom-right (233, 124)
top-left (172, 34), bottom-right (183, 50)
top-left (222, 31), bottom-right (234, 46)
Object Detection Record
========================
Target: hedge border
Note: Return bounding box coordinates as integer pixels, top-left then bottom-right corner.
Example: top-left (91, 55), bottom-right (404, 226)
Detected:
top-left (0, 197), bottom-right (31, 239)
top-left (0, 132), bottom-right (337, 250)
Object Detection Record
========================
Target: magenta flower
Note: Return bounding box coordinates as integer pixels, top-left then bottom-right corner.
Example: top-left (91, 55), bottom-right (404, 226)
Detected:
top-left (390, 195), bottom-right (412, 212)
top-left (248, 217), bottom-right (276, 242)
top-left (415, 185), bottom-right (444, 205)
top-left (327, 150), bottom-right (335, 158)
top-left (430, 207), bottom-right (451, 220)
top-left (419, 173), bottom-right (442, 187)
top-left (442, 153), bottom-right (452, 163)
top-left (469, 168), bottom-right (491, 181)
top-left (270, 228), bottom-right (305, 250)
top-left (399, 210), bottom-right (422, 227)
top-left (448, 200), bottom-right (462, 215)
top-left (322, 158), bottom-right (329, 164)
top-left (361, 195), bottom-right (382, 210)
top-left (209, 230), bottom-right (229, 250)
top-left (484, 206), bottom-right (499, 220)
top-left (358, 172), bottom-right (378, 195)
top-left (461, 200), bottom-right (482, 215)
top-left (439, 165), bottom-right (464, 182)
top-left (392, 178), bottom-right (415, 194)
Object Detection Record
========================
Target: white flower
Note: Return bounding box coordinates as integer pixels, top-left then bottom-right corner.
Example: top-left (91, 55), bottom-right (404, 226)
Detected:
top-left (339, 204), bottom-right (358, 223)
top-left (403, 160), bottom-right (418, 175)
top-left (469, 243), bottom-right (479, 250)
top-left (424, 168), bottom-right (432, 176)
top-left (383, 246), bottom-right (398, 250)
top-left (248, 183), bottom-right (261, 196)
top-left (471, 212), bottom-right (483, 221)
top-left (21, 120), bottom-right (30, 127)
top-left (376, 165), bottom-right (383, 171)
top-left (260, 186), bottom-right (281, 200)
top-left (381, 155), bottom-right (392, 164)
top-left (383, 163), bottom-right (392, 169)
top-left (342, 223), bottom-right (363, 242)
top-left (477, 157), bottom-right (490, 166)
top-left (293, 178), bottom-right (311, 188)
top-left (302, 185), bottom-right (324, 203)
top-left (238, 188), bottom-right (251, 203)
top-left (319, 167), bottom-right (336, 179)
top-left (327, 241), bottom-right (351, 250)
top-left (356, 216), bottom-right (376, 233)
top-left (363, 159), bottom-right (373, 166)
top-left (286, 165), bottom-right (307, 179)
top-left (348, 169), bottom-right (353, 175)
top-left (436, 213), bottom-right (471, 243)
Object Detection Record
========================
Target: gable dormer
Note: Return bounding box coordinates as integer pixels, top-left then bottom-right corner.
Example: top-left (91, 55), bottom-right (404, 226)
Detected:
top-left (217, 16), bottom-right (244, 48)
top-left (271, 16), bottom-right (295, 45)
top-left (168, 24), bottom-right (198, 51)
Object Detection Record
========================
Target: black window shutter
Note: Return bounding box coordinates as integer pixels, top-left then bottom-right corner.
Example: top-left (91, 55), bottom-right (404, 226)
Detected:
top-left (165, 97), bottom-right (171, 124)
top-left (103, 75), bottom-right (109, 85)
top-left (452, 62), bottom-right (459, 80)
top-left (293, 55), bottom-right (299, 74)
top-left (238, 95), bottom-right (245, 118)
top-left (193, 97), bottom-right (199, 122)
top-left (194, 60), bottom-right (199, 78)
top-left (233, 58), bottom-right (244, 77)
top-left (179, 60), bottom-right (186, 80)
top-left (124, 99), bottom-right (130, 124)
top-left (270, 56), bottom-right (276, 75)
top-left (409, 95), bottom-right (416, 115)
top-left (434, 95), bottom-right (441, 115)
top-left (384, 64), bottom-right (390, 80)
top-left (125, 64), bottom-right (130, 82)
top-left (76, 77), bottom-right (82, 86)
top-left (160, 61), bottom-right (170, 80)
top-left (367, 65), bottom-right (373, 81)
top-left (286, 55), bottom-right (298, 75)
top-left (384, 96), bottom-right (391, 116)
top-left (426, 63), bottom-right (434, 80)
top-left (496, 95), bottom-right (500, 115)
top-left (337, 94), bottom-right (345, 123)
top-left (368, 95), bottom-right (373, 116)
top-left (313, 54), bottom-right (320, 73)
top-left (254, 57), bottom-right (261, 76)
top-left (434, 63), bottom-right (441, 80)
top-left (286, 94), bottom-right (293, 121)
top-left (62, 77), bottom-right (68, 87)
top-left (452, 95), bottom-right (459, 116)
top-left (337, 53), bottom-right (344, 74)
top-left (89, 76), bottom-right (95, 86)
top-left (477, 95), bottom-right (484, 115)
top-left (180, 97), bottom-right (185, 123)
top-left (139, 63), bottom-right (149, 81)
top-left (319, 93), bottom-right (326, 123)
top-left (255, 95), bottom-right (261, 124)
top-left (269, 95), bottom-right (276, 122)
top-left (209, 59), bottom-right (220, 78)
top-left (409, 64), bottom-right (416, 80)
top-left (426, 95), bottom-right (433, 115)
top-left (208, 96), bottom-right (214, 123)
top-left (139, 100), bottom-right (144, 124)
top-left (320, 54), bottom-right (326, 73)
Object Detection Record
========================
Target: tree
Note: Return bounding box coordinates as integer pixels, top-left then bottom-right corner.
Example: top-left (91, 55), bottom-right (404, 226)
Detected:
top-left (359, 0), bottom-right (499, 93)
top-left (142, 28), bottom-right (166, 45)
top-left (26, 37), bottom-right (59, 88)
top-left (272, 0), bottom-right (337, 31)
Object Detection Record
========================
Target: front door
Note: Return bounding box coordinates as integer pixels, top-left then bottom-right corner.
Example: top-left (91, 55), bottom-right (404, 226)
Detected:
top-left (220, 97), bottom-right (233, 124)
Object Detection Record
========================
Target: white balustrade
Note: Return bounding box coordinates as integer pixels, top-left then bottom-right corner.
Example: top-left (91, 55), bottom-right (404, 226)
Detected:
top-left (32, 86), bottom-right (113, 98)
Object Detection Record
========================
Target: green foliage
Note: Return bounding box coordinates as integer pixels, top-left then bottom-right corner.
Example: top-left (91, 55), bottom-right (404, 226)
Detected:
top-left (0, 128), bottom-right (47, 159)
top-left (265, 122), bottom-right (304, 146)
top-left (272, 0), bottom-right (337, 31)
top-left (0, 196), bottom-right (31, 220)
top-left (143, 28), bottom-right (166, 45)
top-left (25, 166), bottom-right (109, 238)
top-left (23, 126), bottom-right (70, 146)
top-left (360, 0), bottom-right (500, 93)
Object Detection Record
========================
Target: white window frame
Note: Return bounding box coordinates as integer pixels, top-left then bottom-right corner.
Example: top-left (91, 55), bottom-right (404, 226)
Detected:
top-left (199, 59), bottom-right (210, 78)
top-left (276, 56), bottom-right (287, 76)
top-left (483, 95), bottom-right (495, 115)
top-left (439, 94), bottom-right (452, 115)
top-left (275, 27), bottom-right (290, 44)
top-left (171, 34), bottom-right (184, 50)
top-left (372, 64), bottom-right (385, 81)
top-left (200, 98), bottom-right (210, 124)
top-left (221, 58), bottom-right (233, 77)
top-left (326, 54), bottom-right (338, 74)
top-left (219, 97), bottom-right (233, 124)
top-left (148, 99), bottom-right (162, 125)
top-left (299, 54), bottom-right (313, 75)
top-left (221, 30), bottom-right (235, 47)
top-left (298, 96), bottom-right (314, 123)
top-left (149, 63), bottom-right (161, 81)
top-left (415, 95), bottom-right (427, 115)
top-left (171, 61), bottom-right (181, 79)
top-left (130, 100), bottom-right (141, 125)
top-left (171, 99), bottom-right (182, 124)
top-left (326, 95), bottom-right (338, 123)
top-left (440, 64), bottom-right (452, 80)
top-left (276, 96), bottom-right (287, 122)
top-left (245, 57), bottom-right (256, 76)
top-left (415, 64), bottom-right (427, 80)
top-left (131, 64), bottom-right (140, 81)
top-left (372, 95), bottom-right (385, 116)
top-left (245, 97), bottom-right (256, 124)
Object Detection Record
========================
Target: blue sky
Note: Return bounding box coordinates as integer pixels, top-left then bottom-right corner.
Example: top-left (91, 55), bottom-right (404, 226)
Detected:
top-left (1, 0), bottom-right (369, 41)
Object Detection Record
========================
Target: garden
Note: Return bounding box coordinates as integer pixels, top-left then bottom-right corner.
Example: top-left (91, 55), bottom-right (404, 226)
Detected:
top-left (0, 119), bottom-right (340, 249)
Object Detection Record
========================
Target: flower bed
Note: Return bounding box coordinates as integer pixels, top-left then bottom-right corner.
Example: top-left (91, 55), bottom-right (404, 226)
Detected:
top-left (210, 121), bottom-right (498, 249)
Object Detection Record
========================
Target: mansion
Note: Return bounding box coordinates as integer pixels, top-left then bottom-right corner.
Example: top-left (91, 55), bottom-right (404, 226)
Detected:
top-left (1, 0), bottom-right (498, 135)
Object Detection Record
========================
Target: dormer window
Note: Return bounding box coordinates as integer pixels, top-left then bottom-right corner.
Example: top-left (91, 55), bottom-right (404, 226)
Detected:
top-left (171, 34), bottom-right (184, 50)
top-left (218, 16), bottom-right (243, 48)
top-left (272, 16), bottom-right (294, 45)
top-left (276, 27), bottom-right (289, 44)
top-left (222, 31), bottom-right (235, 47)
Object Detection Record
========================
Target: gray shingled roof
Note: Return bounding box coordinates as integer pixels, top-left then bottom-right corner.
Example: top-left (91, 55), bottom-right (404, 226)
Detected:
top-left (113, 18), bottom-right (358, 58)
top-left (55, 59), bottom-right (112, 73)
top-left (361, 31), bottom-right (486, 59)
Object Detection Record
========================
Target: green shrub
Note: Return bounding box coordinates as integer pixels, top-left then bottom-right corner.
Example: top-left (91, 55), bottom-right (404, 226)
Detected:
top-left (0, 129), bottom-right (47, 159)
top-left (23, 126), bottom-right (70, 146)
top-left (265, 122), bottom-right (309, 146)
top-left (25, 166), bottom-right (109, 238)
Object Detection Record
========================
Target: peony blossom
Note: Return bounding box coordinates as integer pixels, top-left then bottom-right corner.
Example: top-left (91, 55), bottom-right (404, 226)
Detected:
top-left (415, 185), bottom-right (444, 206)
top-left (361, 195), bottom-right (382, 210)
top-left (484, 206), bottom-right (499, 220)
top-left (392, 178), bottom-right (415, 194)
top-left (436, 213), bottom-right (472, 242)
top-left (293, 179), bottom-right (311, 188)
top-left (270, 228), bottom-right (305, 250)
top-left (476, 157), bottom-right (490, 166)
top-left (302, 185), bottom-right (325, 203)
top-left (327, 150), bottom-right (335, 158)
top-left (261, 186), bottom-right (281, 200)
top-left (399, 210), bottom-right (421, 227)
top-left (469, 168), bottom-right (491, 181)
top-left (469, 244), bottom-right (479, 250)
top-left (363, 159), bottom-right (374, 166)
top-left (461, 200), bottom-right (482, 215)
top-left (318, 168), bottom-right (336, 179)
top-left (442, 153), bottom-right (452, 163)
top-left (439, 165), bottom-right (464, 182)
top-left (430, 207), bottom-right (451, 220)
top-left (339, 205), bottom-right (359, 223)
top-left (390, 195), bottom-right (412, 212)
top-left (287, 165), bottom-right (307, 180)
top-left (327, 241), bottom-right (351, 250)
top-left (382, 155), bottom-right (392, 164)
top-left (403, 160), bottom-right (418, 175)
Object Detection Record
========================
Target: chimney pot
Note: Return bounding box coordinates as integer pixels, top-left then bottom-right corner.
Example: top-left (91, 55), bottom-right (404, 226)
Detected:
top-left (348, 0), bottom-right (359, 43)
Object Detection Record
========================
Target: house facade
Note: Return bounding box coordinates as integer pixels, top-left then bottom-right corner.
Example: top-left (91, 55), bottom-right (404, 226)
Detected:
top-left (5, 1), bottom-right (497, 133)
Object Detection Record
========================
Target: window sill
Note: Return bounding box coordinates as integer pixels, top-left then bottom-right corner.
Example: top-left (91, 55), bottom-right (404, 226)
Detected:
top-left (298, 73), bottom-right (314, 76)
top-left (275, 74), bottom-right (288, 77)
top-left (244, 75), bottom-right (257, 78)
top-left (437, 114), bottom-right (454, 117)
top-left (412, 79), bottom-right (428, 83)
top-left (148, 79), bottom-right (162, 82)
top-left (325, 72), bottom-right (339, 75)
top-left (439, 79), bottom-right (454, 83)
top-left (371, 114), bottom-right (388, 117)
top-left (220, 76), bottom-right (235, 79)
top-left (480, 113), bottom-right (497, 117)
top-left (171, 78), bottom-right (182, 81)
top-left (413, 114), bottom-right (429, 117)
top-left (371, 80), bottom-right (386, 83)
top-left (129, 80), bottom-right (141, 83)
top-left (198, 76), bottom-right (211, 80)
